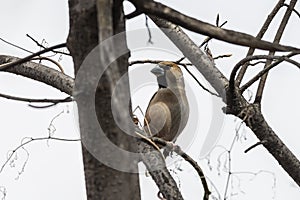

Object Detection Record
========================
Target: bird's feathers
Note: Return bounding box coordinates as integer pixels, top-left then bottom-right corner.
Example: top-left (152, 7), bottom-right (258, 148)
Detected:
top-left (144, 62), bottom-right (189, 143)
top-left (144, 88), bottom-right (182, 141)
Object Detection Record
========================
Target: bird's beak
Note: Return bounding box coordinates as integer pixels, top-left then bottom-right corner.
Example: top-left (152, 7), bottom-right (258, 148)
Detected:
top-left (151, 66), bottom-right (164, 76)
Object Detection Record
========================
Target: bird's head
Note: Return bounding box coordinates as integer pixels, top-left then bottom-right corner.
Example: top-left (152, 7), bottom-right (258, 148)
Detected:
top-left (151, 61), bottom-right (184, 89)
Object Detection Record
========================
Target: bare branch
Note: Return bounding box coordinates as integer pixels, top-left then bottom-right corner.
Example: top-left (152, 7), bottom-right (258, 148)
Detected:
top-left (244, 141), bottom-right (267, 153)
top-left (199, 15), bottom-right (228, 48)
top-left (153, 137), bottom-right (211, 200)
top-left (229, 54), bottom-right (300, 90)
top-left (0, 136), bottom-right (80, 174)
top-left (181, 64), bottom-right (220, 97)
top-left (26, 34), bottom-right (71, 56)
top-left (0, 55), bottom-right (74, 95)
top-left (138, 138), bottom-right (184, 199)
top-left (145, 15), bottom-right (153, 44)
top-left (129, 0), bottom-right (300, 52)
top-left (0, 37), bottom-right (32, 53)
top-left (213, 54), bottom-right (232, 60)
top-left (240, 53), bottom-right (300, 92)
top-left (0, 92), bottom-right (72, 104)
top-left (236, 0), bottom-right (286, 85)
top-left (31, 56), bottom-right (65, 73)
top-left (255, 0), bottom-right (298, 104)
top-left (0, 43), bottom-right (66, 71)
top-left (283, 3), bottom-right (300, 18)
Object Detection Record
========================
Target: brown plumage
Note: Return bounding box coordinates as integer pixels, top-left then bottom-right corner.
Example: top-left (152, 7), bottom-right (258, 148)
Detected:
top-left (144, 61), bottom-right (189, 143)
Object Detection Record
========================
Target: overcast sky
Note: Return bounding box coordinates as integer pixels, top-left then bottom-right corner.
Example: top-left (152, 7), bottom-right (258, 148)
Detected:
top-left (0, 0), bottom-right (300, 200)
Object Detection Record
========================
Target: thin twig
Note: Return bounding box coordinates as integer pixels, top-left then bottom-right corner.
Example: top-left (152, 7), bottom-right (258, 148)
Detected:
top-left (129, 59), bottom-right (220, 97)
top-left (31, 56), bottom-right (65, 73)
top-left (181, 64), bottom-right (220, 97)
top-left (178, 15), bottom-right (228, 62)
top-left (129, 59), bottom-right (193, 66)
top-left (223, 120), bottom-right (246, 200)
top-left (0, 92), bottom-right (72, 104)
top-left (0, 136), bottom-right (80, 174)
top-left (244, 141), bottom-right (266, 153)
top-left (129, 59), bottom-right (164, 66)
top-left (199, 18), bottom-right (228, 48)
top-left (0, 43), bottom-right (66, 71)
top-left (213, 54), bottom-right (232, 60)
top-left (26, 34), bottom-right (70, 56)
top-left (0, 37), bottom-right (33, 53)
top-left (145, 15), bottom-right (153, 44)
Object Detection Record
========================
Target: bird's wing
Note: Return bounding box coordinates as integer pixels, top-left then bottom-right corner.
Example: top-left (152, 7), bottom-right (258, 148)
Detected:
top-left (144, 100), bottom-right (171, 137)
top-left (144, 89), bottom-right (181, 141)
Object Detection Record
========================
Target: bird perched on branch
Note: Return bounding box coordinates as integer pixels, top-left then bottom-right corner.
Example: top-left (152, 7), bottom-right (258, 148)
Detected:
top-left (144, 61), bottom-right (189, 146)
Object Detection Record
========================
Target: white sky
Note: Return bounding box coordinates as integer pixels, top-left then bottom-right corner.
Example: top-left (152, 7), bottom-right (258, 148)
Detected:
top-left (0, 0), bottom-right (300, 200)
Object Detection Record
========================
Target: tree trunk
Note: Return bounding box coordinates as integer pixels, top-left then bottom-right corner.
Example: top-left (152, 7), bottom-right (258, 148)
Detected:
top-left (67, 0), bottom-right (141, 199)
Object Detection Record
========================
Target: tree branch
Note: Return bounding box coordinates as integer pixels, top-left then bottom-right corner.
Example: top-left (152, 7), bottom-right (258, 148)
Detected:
top-left (26, 34), bottom-right (71, 56)
top-left (229, 54), bottom-right (300, 90)
top-left (0, 43), bottom-right (66, 71)
top-left (254, 0), bottom-right (298, 104)
top-left (235, 0), bottom-right (286, 85)
top-left (129, 0), bottom-right (300, 52)
top-left (138, 137), bottom-right (184, 200)
top-left (0, 55), bottom-right (74, 95)
top-left (150, 16), bottom-right (300, 187)
top-left (153, 137), bottom-right (211, 200)
top-left (0, 136), bottom-right (80, 174)
top-left (149, 16), bottom-right (228, 101)
top-left (240, 53), bottom-right (300, 92)
top-left (0, 92), bottom-right (72, 104)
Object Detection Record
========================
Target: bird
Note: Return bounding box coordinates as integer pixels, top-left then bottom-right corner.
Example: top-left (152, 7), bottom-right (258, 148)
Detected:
top-left (143, 61), bottom-right (189, 146)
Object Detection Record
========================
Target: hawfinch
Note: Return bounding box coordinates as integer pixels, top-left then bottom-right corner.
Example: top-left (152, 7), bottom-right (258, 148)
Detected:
top-left (144, 61), bottom-right (189, 143)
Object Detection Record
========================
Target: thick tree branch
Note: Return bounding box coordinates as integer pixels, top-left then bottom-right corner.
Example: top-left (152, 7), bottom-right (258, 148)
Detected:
top-left (138, 138), bottom-right (184, 200)
top-left (153, 137), bottom-right (211, 200)
top-left (228, 103), bottom-right (300, 187)
top-left (0, 55), bottom-right (74, 95)
top-left (129, 0), bottom-right (300, 52)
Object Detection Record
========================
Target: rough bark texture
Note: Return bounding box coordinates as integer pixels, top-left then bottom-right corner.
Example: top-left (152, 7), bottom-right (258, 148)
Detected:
top-left (67, 0), bottom-right (140, 199)
top-left (226, 88), bottom-right (300, 187)
top-left (138, 140), bottom-right (184, 200)
top-left (0, 55), bottom-right (73, 95)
